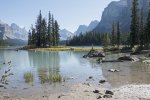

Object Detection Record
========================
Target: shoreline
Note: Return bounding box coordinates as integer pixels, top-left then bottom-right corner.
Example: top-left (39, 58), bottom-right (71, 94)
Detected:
top-left (20, 46), bottom-right (104, 52)
top-left (1, 83), bottom-right (150, 100)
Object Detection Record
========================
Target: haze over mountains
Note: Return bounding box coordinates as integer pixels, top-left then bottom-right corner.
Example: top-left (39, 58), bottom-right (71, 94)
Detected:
top-left (59, 20), bottom-right (99, 40)
top-left (94, 0), bottom-right (149, 33)
top-left (0, 20), bottom-right (28, 45)
top-left (74, 20), bottom-right (99, 35)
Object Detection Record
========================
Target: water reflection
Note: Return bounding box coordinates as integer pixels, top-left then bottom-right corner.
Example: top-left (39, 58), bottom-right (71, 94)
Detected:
top-left (0, 50), bottom-right (150, 93)
top-left (28, 51), bottom-right (61, 84)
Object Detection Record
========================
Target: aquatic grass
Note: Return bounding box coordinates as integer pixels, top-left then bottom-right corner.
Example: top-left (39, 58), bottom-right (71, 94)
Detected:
top-left (24, 72), bottom-right (34, 83)
top-left (39, 74), bottom-right (49, 84)
top-left (39, 73), bottom-right (62, 84)
top-left (49, 73), bottom-right (62, 82)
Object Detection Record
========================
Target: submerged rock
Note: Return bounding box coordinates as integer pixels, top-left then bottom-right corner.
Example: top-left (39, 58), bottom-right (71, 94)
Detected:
top-left (89, 76), bottom-right (93, 79)
top-left (99, 80), bottom-right (106, 84)
top-left (0, 84), bottom-right (4, 87)
top-left (108, 69), bottom-right (120, 72)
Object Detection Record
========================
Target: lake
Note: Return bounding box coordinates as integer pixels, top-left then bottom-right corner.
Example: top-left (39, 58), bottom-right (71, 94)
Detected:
top-left (0, 48), bottom-right (150, 97)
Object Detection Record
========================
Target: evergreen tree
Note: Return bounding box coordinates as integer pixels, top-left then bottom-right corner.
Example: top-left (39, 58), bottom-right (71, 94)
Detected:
top-left (117, 21), bottom-right (121, 48)
top-left (31, 27), bottom-right (36, 45)
top-left (111, 21), bottom-right (115, 46)
top-left (102, 33), bottom-right (110, 48)
top-left (51, 15), bottom-right (55, 46)
top-left (130, 0), bottom-right (139, 48)
top-left (27, 10), bottom-right (60, 47)
top-left (145, 3), bottom-right (150, 47)
top-left (28, 30), bottom-right (32, 45)
top-left (41, 18), bottom-right (47, 47)
top-left (47, 11), bottom-right (52, 47)
top-left (36, 10), bottom-right (43, 47)
top-left (54, 20), bottom-right (60, 46)
top-left (139, 8), bottom-right (144, 47)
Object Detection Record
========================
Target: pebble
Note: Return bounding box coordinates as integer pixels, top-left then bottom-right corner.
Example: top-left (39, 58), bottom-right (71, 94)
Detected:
top-left (105, 90), bottom-right (114, 95)
top-left (103, 94), bottom-right (112, 98)
top-left (93, 90), bottom-right (100, 93)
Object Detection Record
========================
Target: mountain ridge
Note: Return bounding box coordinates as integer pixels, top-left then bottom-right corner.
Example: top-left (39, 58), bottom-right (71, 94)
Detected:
top-left (93, 0), bottom-right (149, 33)
top-left (74, 20), bottom-right (99, 35)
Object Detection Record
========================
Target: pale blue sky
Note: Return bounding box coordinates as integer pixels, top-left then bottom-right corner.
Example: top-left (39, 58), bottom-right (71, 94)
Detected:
top-left (0, 0), bottom-right (119, 32)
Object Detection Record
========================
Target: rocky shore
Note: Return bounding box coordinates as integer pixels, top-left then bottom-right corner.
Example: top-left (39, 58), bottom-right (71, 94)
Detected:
top-left (1, 83), bottom-right (150, 100)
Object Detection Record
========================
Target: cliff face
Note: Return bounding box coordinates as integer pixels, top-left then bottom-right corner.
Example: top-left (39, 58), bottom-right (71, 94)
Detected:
top-left (94, 0), bottom-right (149, 33)
top-left (0, 20), bottom-right (28, 45)
top-left (0, 21), bottom-right (28, 41)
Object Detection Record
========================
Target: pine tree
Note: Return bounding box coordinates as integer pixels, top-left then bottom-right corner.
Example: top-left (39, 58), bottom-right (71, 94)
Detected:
top-left (47, 11), bottom-right (52, 47)
top-left (28, 10), bottom-right (60, 47)
top-left (41, 18), bottom-right (47, 47)
top-left (31, 26), bottom-right (36, 45)
top-left (145, 3), bottom-right (150, 47)
top-left (117, 21), bottom-right (121, 48)
top-left (139, 8), bottom-right (144, 47)
top-left (28, 30), bottom-right (32, 45)
top-left (102, 33), bottom-right (110, 48)
top-left (130, 0), bottom-right (139, 48)
top-left (111, 21), bottom-right (115, 46)
top-left (54, 20), bottom-right (59, 46)
top-left (36, 10), bottom-right (42, 47)
top-left (51, 15), bottom-right (55, 46)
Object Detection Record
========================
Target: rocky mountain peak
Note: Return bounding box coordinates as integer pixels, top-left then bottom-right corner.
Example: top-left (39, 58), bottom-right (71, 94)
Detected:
top-left (93, 0), bottom-right (149, 33)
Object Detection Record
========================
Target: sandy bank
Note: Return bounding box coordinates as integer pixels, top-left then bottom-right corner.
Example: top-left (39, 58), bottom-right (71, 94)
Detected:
top-left (1, 83), bottom-right (150, 100)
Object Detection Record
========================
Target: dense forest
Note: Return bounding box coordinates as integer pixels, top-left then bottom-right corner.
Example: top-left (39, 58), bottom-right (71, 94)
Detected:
top-left (67, 21), bottom-right (129, 47)
top-left (28, 11), bottom-right (60, 47)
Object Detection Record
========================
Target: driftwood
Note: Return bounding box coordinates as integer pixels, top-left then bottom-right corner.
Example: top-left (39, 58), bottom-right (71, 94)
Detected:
top-left (97, 58), bottom-right (123, 63)
top-left (101, 60), bottom-right (123, 63)
top-left (83, 49), bottom-right (105, 58)
top-left (118, 56), bottom-right (139, 62)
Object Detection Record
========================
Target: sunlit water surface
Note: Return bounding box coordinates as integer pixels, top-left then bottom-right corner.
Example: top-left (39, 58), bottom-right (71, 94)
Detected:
top-left (0, 48), bottom-right (150, 97)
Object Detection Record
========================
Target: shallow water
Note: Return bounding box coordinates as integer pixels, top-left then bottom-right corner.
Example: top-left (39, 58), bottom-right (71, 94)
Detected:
top-left (0, 48), bottom-right (150, 97)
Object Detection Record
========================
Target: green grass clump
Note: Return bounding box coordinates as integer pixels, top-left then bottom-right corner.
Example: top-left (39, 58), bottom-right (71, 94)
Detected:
top-left (24, 72), bottom-right (33, 83)
top-left (39, 74), bottom-right (49, 84)
top-left (39, 73), bottom-right (62, 83)
top-left (49, 73), bottom-right (62, 82)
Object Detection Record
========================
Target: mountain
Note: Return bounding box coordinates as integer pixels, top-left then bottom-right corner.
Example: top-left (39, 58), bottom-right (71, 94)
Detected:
top-left (93, 0), bottom-right (149, 33)
top-left (0, 20), bottom-right (28, 45)
top-left (74, 20), bottom-right (99, 35)
top-left (59, 29), bottom-right (74, 40)
top-left (74, 25), bottom-right (88, 35)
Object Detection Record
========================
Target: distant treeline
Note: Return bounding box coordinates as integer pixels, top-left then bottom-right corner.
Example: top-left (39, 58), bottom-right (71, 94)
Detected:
top-left (28, 11), bottom-right (60, 47)
top-left (67, 21), bottom-right (129, 47)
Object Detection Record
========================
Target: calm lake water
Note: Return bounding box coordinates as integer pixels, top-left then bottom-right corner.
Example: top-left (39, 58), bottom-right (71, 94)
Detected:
top-left (0, 48), bottom-right (150, 97)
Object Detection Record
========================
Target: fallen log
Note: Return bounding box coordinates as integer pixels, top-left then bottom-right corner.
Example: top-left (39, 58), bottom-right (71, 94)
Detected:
top-left (83, 49), bottom-right (105, 58)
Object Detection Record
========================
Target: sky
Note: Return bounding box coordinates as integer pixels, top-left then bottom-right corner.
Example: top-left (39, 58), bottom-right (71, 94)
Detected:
top-left (0, 0), bottom-right (119, 33)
